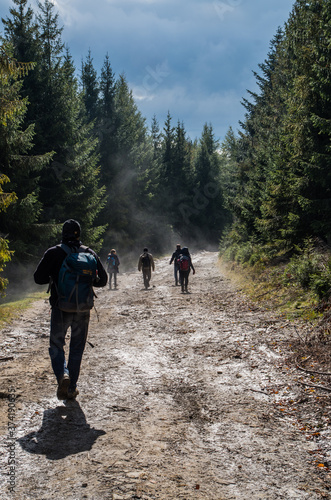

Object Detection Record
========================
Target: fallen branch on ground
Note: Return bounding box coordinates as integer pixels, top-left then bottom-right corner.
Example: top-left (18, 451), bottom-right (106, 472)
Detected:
top-left (249, 388), bottom-right (269, 396)
top-left (296, 364), bottom-right (331, 376)
top-left (255, 286), bottom-right (281, 299)
top-left (293, 326), bottom-right (306, 344)
top-left (298, 381), bottom-right (331, 392)
top-left (295, 356), bottom-right (331, 376)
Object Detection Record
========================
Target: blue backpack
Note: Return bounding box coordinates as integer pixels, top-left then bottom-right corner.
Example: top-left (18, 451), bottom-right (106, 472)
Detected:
top-left (107, 255), bottom-right (117, 269)
top-left (57, 244), bottom-right (97, 312)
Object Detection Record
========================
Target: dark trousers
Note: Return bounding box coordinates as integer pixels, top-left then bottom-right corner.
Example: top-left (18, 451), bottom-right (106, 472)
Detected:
top-left (174, 264), bottom-right (180, 284)
top-left (108, 271), bottom-right (118, 288)
top-left (142, 267), bottom-right (151, 288)
top-left (179, 270), bottom-right (190, 291)
top-left (49, 306), bottom-right (90, 390)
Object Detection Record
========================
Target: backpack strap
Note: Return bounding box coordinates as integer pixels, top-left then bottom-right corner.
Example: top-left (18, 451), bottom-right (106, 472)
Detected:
top-left (49, 244), bottom-right (72, 295)
top-left (57, 243), bottom-right (72, 255)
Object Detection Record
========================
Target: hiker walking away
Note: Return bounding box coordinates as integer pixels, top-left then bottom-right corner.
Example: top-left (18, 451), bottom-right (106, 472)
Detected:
top-left (107, 249), bottom-right (120, 289)
top-left (169, 244), bottom-right (181, 286)
top-left (34, 219), bottom-right (107, 400)
top-left (178, 246), bottom-right (195, 293)
top-left (138, 247), bottom-right (155, 289)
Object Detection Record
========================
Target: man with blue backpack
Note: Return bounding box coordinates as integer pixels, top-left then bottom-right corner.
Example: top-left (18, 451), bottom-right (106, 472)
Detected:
top-left (34, 219), bottom-right (107, 400)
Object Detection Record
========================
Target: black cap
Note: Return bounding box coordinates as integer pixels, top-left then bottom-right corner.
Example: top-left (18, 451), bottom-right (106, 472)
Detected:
top-left (62, 219), bottom-right (81, 241)
top-left (143, 247), bottom-right (148, 252)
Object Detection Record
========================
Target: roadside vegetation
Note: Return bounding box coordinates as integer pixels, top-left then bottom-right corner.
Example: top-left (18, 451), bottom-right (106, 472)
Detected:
top-left (220, 239), bottom-right (331, 322)
top-left (219, 239), bottom-right (331, 401)
top-left (0, 291), bottom-right (46, 328)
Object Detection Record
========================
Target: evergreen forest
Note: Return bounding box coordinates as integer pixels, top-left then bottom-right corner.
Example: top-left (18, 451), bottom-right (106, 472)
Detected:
top-left (0, 0), bottom-right (331, 299)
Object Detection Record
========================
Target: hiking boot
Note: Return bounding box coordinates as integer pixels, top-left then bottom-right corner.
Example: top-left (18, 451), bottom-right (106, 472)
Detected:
top-left (67, 388), bottom-right (79, 400)
top-left (57, 374), bottom-right (70, 400)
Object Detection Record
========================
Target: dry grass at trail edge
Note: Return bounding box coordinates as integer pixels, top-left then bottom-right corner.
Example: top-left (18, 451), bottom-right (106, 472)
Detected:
top-left (218, 256), bottom-right (331, 377)
top-left (0, 292), bottom-right (47, 329)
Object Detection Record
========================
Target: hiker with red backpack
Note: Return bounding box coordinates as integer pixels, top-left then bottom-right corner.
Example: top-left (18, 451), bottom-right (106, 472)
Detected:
top-left (138, 247), bottom-right (155, 289)
top-left (169, 243), bottom-right (182, 286)
top-left (177, 246), bottom-right (195, 293)
top-left (34, 219), bottom-right (107, 400)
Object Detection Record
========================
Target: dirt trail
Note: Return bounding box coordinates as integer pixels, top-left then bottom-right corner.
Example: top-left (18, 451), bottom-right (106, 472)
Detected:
top-left (0, 251), bottom-right (330, 499)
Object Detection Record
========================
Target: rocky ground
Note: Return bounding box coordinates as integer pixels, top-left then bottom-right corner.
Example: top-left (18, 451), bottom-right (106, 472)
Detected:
top-left (0, 251), bottom-right (330, 499)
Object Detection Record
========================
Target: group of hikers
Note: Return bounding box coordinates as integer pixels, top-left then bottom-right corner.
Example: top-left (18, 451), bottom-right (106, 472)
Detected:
top-left (106, 244), bottom-right (195, 293)
top-left (34, 219), bottom-right (196, 401)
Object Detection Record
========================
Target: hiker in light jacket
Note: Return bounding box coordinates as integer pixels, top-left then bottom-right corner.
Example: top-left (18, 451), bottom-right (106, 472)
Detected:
top-left (138, 247), bottom-right (155, 289)
top-left (107, 249), bottom-right (120, 289)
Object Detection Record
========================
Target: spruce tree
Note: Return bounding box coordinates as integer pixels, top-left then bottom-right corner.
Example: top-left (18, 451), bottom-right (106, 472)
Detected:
top-left (151, 114), bottom-right (162, 162)
top-left (98, 53), bottom-right (117, 188)
top-left (192, 123), bottom-right (228, 242)
top-left (0, 40), bottom-right (51, 258)
top-left (22, 0), bottom-right (106, 247)
top-left (2, 0), bottom-right (41, 127)
top-left (81, 49), bottom-right (99, 123)
top-left (0, 42), bottom-right (18, 293)
top-left (161, 111), bottom-right (175, 192)
top-left (99, 73), bottom-right (158, 251)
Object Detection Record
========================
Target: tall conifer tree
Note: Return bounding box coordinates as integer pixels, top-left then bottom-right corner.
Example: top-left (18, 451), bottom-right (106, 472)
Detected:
top-left (0, 36), bottom-right (51, 261)
top-left (2, 0), bottom-right (41, 126)
top-left (81, 49), bottom-right (99, 123)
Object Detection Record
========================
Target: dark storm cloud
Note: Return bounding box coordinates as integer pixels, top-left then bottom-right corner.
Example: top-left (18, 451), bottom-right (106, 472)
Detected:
top-left (0, 0), bottom-right (295, 139)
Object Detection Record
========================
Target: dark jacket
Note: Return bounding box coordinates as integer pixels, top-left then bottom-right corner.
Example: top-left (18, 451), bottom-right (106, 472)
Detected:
top-left (34, 241), bottom-right (107, 307)
top-left (138, 252), bottom-right (155, 271)
top-left (170, 249), bottom-right (182, 266)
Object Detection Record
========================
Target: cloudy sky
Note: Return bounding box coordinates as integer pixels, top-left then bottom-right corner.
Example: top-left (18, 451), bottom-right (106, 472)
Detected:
top-left (0, 0), bottom-right (295, 141)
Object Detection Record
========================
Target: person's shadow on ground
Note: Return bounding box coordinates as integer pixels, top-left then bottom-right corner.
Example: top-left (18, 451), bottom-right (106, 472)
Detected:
top-left (18, 401), bottom-right (106, 460)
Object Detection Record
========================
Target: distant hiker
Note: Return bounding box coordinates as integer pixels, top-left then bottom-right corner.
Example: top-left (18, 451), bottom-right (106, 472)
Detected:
top-left (107, 249), bottom-right (120, 289)
top-left (138, 247), bottom-right (155, 289)
top-left (177, 246), bottom-right (195, 293)
top-left (169, 244), bottom-right (181, 286)
top-left (34, 219), bottom-right (107, 400)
